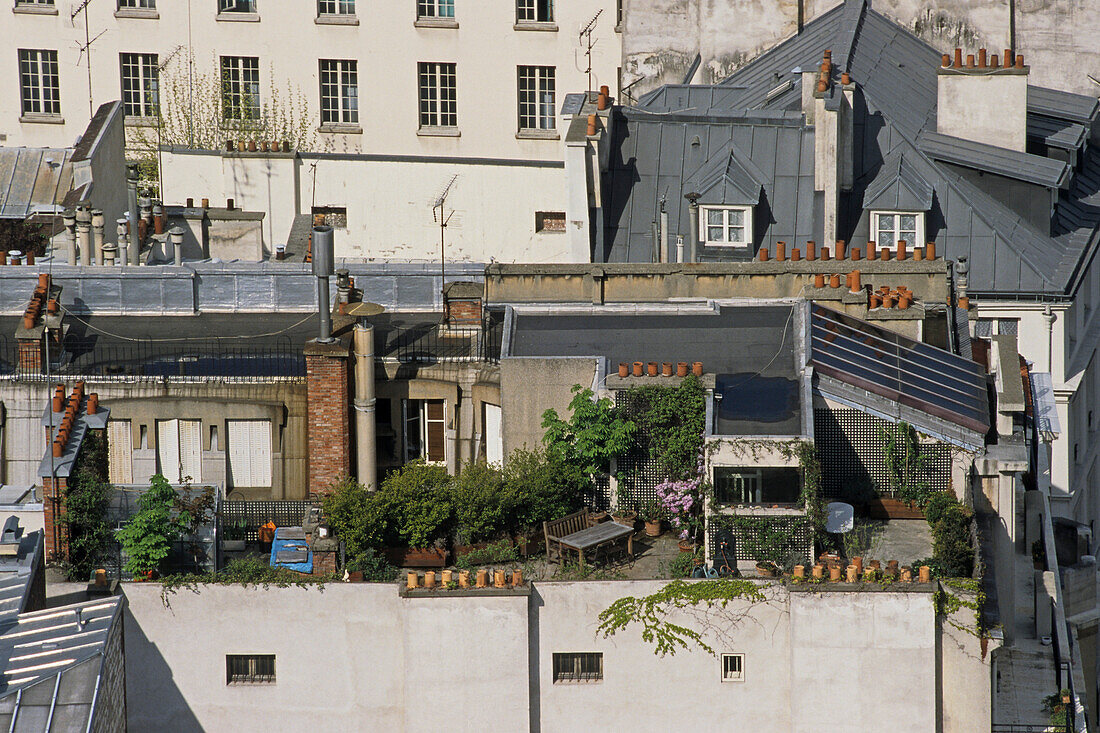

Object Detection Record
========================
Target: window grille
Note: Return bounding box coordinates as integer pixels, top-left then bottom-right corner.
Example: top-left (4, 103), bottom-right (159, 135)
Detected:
top-left (418, 62), bottom-right (457, 128)
top-left (535, 211), bottom-right (566, 232)
top-left (18, 49), bottom-right (60, 116)
top-left (997, 319), bottom-right (1019, 336)
top-left (312, 206), bottom-right (347, 229)
top-left (319, 60), bottom-right (358, 124)
top-left (120, 53), bottom-right (159, 118)
top-left (974, 319), bottom-right (993, 338)
top-left (221, 56), bottom-right (260, 121)
top-left (721, 653), bottom-right (744, 682)
top-left (518, 65), bottom-right (556, 130)
top-left (119, 0), bottom-right (155, 7)
top-left (226, 654), bottom-right (275, 684)
top-left (552, 652), bottom-right (602, 683)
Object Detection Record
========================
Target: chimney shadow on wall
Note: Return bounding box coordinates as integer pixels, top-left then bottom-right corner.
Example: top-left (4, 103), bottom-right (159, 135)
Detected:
top-left (122, 605), bottom-right (204, 731)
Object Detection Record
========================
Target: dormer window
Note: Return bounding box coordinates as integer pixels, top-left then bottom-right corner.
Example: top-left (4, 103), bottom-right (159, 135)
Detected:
top-left (872, 211), bottom-right (924, 248)
top-left (701, 206), bottom-right (752, 247)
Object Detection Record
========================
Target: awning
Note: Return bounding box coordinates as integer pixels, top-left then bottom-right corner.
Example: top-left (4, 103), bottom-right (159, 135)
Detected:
top-left (1031, 372), bottom-right (1062, 436)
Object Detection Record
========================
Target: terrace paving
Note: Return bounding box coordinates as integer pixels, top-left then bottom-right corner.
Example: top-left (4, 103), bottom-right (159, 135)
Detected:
top-left (862, 519), bottom-right (933, 567)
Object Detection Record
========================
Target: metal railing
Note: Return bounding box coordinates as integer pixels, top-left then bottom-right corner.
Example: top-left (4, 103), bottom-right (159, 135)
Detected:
top-left (380, 325), bottom-right (499, 364)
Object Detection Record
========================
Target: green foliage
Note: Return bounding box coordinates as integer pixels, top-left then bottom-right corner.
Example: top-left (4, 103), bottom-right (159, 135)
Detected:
top-left (345, 549), bottom-right (398, 582)
top-left (321, 476), bottom-right (389, 557)
top-left (935, 578), bottom-right (990, 642)
top-left (1042, 691), bottom-right (1071, 728)
top-left (159, 556), bottom-right (338, 608)
top-left (923, 491), bottom-right (958, 527)
top-left (452, 461), bottom-right (507, 544)
top-left (115, 474), bottom-right (189, 576)
top-left (377, 462), bottom-right (454, 548)
top-left (723, 515), bottom-right (811, 572)
top-left (0, 219), bottom-right (50, 257)
top-left (454, 539), bottom-right (518, 569)
top-left (597, 579), bottom-right (767, 656)
top-left (500, 448), bottom-right (588, 531)
top-left (62, 428), bottom-right (111, 582)
top-left (926, 493), bottom-right (974, 578)
top-left (627, 375), bottom-right (707, 481)
top-left (542, 386), bottom-right (636, 476)
top-left (664, 550), bottom-right (700, 579)
top-left (795, 442), bottom-right (826, 538)
top-left (881, 422), bottom-right (932, 507)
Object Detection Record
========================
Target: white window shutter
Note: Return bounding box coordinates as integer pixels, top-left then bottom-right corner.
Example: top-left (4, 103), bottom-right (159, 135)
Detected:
top-left (484, 404), bottom-right (503, 465)
top-left (107, 421), bottom-right (133, 485)
top-left (228, 420), bottom-right (272, 488)
top-left (157, 420), bottom-right (181, 483)
top-left (179, 420), bottom-right (202, 482)
top-left (249, 421), bottom-right (272, 488)
top-left (227, 420), bottom-right (251, 488)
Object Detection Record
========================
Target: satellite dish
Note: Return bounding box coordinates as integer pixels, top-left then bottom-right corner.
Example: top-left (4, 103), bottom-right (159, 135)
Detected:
top-left (825, 502), bottom-right (854, 534)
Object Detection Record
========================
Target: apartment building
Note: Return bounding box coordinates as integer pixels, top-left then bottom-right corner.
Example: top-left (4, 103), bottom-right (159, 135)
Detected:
top-left (2, 0), bottom-right (622, 260)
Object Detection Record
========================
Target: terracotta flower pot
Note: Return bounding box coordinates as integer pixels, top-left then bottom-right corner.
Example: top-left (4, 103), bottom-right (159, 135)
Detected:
top-left (676, 362), bottom-right (689, 377)
top-left (618, 362), bottom-right (629, 378)
top-left (611, 511), bottom-right (637, 527)
top-left (756, 562), bottom-right (776, 578)
top-left (662, 362), bottom-right (673, 377)
top-left (677, 540), bottom-right (696, 553)
top-left (647, 361), bottom-right (658, 377)
top-left (644, 520), bottom-right (662, 537)
top-left (632, 361), bottom-right (643, 377)
top-left (692, 361), bottom-right (703, 376)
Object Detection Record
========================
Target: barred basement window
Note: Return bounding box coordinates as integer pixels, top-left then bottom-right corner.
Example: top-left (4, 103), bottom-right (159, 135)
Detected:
top-left (312, 206), bottom-right (347, 229)
top-left (721, 653), bottom-right (744, 682)
top-left (226, 654), bottom-right (275, 684)
top-left (535, 211), bottom-right (565, 232)
top-left (552, 652), bottom-right (602, 683)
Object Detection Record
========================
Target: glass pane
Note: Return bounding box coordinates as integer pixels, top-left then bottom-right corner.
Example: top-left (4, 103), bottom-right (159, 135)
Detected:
top-left (706, 209), bottom-right (723, 225)
top-left (728, 226), bottom-right (745, 242)
top-left (879, 230), bottom-right (896, 248)
top-left (707, 226), bottom-right (725, 242)
top-left (900, 214), bottom-right (917, 231)
top-left (727, 209), bottom-right (744, 225)
top-left (877, 214), bottom-right (894, 230)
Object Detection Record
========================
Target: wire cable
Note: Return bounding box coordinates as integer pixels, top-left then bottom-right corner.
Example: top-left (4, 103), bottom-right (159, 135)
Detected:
top-left (57, 305), bottom-right (316, 343)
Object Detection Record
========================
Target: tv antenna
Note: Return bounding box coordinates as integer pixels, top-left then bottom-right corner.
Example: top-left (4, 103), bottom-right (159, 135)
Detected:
top-left (71, 0), bottom-right (106, 118)
top-left (432, 175), bottom-right (459, 304)
top-left (578, 10), bottom-right (603, 94)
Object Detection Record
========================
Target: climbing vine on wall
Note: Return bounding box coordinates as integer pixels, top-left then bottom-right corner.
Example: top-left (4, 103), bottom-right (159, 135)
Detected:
top-left (62, 429), bottom-right (111, 582)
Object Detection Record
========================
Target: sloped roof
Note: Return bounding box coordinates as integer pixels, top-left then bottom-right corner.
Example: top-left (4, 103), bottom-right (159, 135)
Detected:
top-left (862, 150), bottom-right (935, 211)
top-left (607, 0), bottom-right (1100, 295)
top-left (684, 139), bottom-right (768, 206)
top-left (0, 148), bottom-right (75, 219)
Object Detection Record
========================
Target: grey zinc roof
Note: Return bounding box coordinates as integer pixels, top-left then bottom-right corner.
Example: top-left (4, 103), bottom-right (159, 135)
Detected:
top-left (0, 148), bottom-right (75, 219)
top-left (609, 0), bottom-right (1100, 296)
top-left (918, 131), bottom-right (1071, 189)
top-left (862, 151), bottom-right (935, 211)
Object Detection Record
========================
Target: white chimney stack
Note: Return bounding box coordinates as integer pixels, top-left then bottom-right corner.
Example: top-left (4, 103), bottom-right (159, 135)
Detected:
top-left (937, 48), bottom-right (1029, 153)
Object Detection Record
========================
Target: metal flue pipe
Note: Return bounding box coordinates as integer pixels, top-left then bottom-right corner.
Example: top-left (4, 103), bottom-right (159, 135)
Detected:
top-left (354, 323), bottom-right (377, 490)
top-left (126, 165), bottom-right (140, 266)
top-left (312, 226), bottom-right (335, 343)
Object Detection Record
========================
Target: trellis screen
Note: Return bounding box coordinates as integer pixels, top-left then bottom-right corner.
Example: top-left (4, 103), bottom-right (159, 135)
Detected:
top-left (219, 500), bottom-right (315, 542)
top-left (611, 392), bottom-right (665, 510)
top-left (707, 516), bottom-right (813, 564)
top-left (813, 408), bottom-right (951, 499)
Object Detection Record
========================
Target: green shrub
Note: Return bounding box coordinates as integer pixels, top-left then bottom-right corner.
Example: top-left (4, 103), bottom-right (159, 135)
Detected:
top-left (502, 448), bottom-right (588, 532)
top-left (925, 493), bottom-right (974, 578)
top-left (377, 461), bottom-right (453, 548)
top-left (454, 539), bottom-right (518, 569)
top-left (923, 491), bottom-right (957, 527)
top-left (322, 476), bottom-right (389, 557)
top-left (346, 549), bottom-right (398, 582)
top-left (116, 474), bottom-right (189, 576)
top-left (63, 471), bottom-right (111, 582)
top-left (665, 550), bottom-right (698, 578)
top-left (452, 461), bottom-right (507, 544)
top-left (541, 386), bottom-right (636, 476)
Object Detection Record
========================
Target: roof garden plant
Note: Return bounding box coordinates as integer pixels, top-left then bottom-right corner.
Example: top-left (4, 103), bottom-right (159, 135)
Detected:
top-left (62, 427), bottom-right (111, 582)
top-left (116, 474), bottom-right (197, 578)
top-left (541, 385), bottom-right (636, 478)
top-left (627, 375), bottom-right (707, 482)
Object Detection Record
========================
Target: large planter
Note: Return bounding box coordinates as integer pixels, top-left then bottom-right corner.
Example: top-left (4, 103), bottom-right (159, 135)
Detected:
top-left (611, 511), bottom-right (637, 528)
top-left (347, 571), bottom-right (364, 582)
top-left (222, 539), bottom-right (246, 552)
top-left (644, 520), bottom-right (662, 537)
top-left (756, 562), bottom-right (777, 578)
top-left (383, 546), bottom-right (448, 568)
top-left (513, 530), bottom-right (542, 557)
top-left (678, 540), bottom-right (696, 553)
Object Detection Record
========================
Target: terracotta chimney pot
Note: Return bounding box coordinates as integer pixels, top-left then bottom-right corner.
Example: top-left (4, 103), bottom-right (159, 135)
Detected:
top-left (790, 248), bottom-right (801, 261)
top-left (814, 274), bottom-right (826, 288)
top-left (586, 114), bottom-right (598, 136)
top-left (632, 361), bottom-right (643, 377)
top-left (647, 362), bottom-right (659, 377)
top-left (880, 247), bottom-right (890, 261)
top-left (941, 54), bottom-right (951, 67)
top-left (775, 241), bottom-right (786, 261)
top-left (806, 241), bottom-right (817, 261)
top-left (896, 239), bottom-right (907, 261)
top-left (829, 274), bottom-right (840, 288)
top-left (841, 72), bottom-right (851, 85)
top-left (692, 361), bottom-right (703, 376)
top-left (954, 48), bottom-right (963, 67)
top-left (866, 241), bottom-right (877, 260)
top-left (849, 270), bottom-right (861, 293)
top-left (990, 53), bottom-right (1000, 68)
top-left (926, 241), bottom-right (936, 259)
top-left (758, 248), bottom-right (769, 262)
top-left (618, 363), bottom-right (629, 378)
top-left (851, 247), bottom-right (861, 260)
top-left (836, 240), bottom-right (847, 260)
top-left (1015, 54), bottom-right (1024, 69)
top-left (978, 48), bottom-right (987, 67)
top-left (966, 54), bottom-right (975, 68)
top-left (820, 247), bottom-right (831, 261)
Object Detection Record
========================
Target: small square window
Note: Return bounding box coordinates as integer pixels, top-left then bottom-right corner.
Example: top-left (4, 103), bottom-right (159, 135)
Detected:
top-left (974, 319), bottom-right (993, 338)
top-left (872, 210), bottom-right (925, 250)
top-left (996, 319), bottom-right (1018, 336)
top-left (226, 654), bottom-right (275, 684)
top-left (721, 653), bottom-right (744, 682)
top-left (552, 652), bottom-right (602, 683)
top-left (535, 211), bottom-right (566, 232)
top-left (312, 206), bottom-right (347, 229)
top-left (699, 206), bottom-right (752, 247)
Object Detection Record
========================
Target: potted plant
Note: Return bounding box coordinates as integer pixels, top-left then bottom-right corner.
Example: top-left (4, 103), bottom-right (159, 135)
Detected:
top-left (222, 518), bottom-right (248, 552)
top-left (656, 477), bottom-right (703, 550)
top-left (639, 500), bottom-right (664, 537)
top-left (610, 485), bottom-right (637, 527)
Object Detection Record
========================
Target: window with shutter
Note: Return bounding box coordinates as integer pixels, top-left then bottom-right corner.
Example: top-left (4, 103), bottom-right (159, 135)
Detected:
top-left (179, 420), bottom-right (202, 482)
top-left (107, 420), bottom-right (133, 484)
top-left (228, 420), bottom-right (272, 488)
top-left (156, 420), bottom-right (181, 483)
top-left (424, 400), bottom-right (445, 463)
top-left (484, 404), bottom-right (502, 464)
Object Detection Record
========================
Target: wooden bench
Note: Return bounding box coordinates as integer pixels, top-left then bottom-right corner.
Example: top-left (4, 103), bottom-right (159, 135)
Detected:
top-left (543, 509), bottom-right (591, 565)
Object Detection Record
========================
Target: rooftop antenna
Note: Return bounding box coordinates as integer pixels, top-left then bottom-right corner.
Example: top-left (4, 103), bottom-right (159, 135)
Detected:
top-left (432, 175), bottom-right (458, 309)
top-left (578, 10), bottom-right (603, 95)
top-left (71, 0), bottom-right (106, 118)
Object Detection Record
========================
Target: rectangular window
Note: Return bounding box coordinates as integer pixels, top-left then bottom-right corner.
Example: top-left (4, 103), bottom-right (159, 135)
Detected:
top-left (15, 0), bottom-right (54, 5)
top-left (484, 403), bottom-right (503, 464)
top-left (402, 399), bottom-right (445, 463)
top-left (997, 318), bottom-right (1019, 336)
top-left (872, 211), bottom-right (923, 249)
top-left (318, 0), bottom-right (354, 13)
top-left (221, 56), bottom-right (260, 121)
top-left (227, 420), bottom-right (272, 489)
top-left (518, 65), bottom-right (556, 131)
top-left (319, 59), bottom-right (358, 125)
top-left (535, 211), bottom-right (566, 232)
top-left (119, 0), bottom-right (155, 7)
top-left (226, 654), bottom-right (275, 684)
top-left (417, 0), bottom-right (454, 18)
top-left (552, 652), bottom-right (602, 683)
top-left (714, 467), bottom-right (801, 505)
top-left (219, 0), bottom-right (256, 11)
top-left (18, 50), bottom-right (61, 116)
top-left (974, 319), bottom-right (993, 338)
top-left (312, 206), bottom-right (347, 229)
top-left (107, 420), bottom-right (134, 485)
top-left (417, 62), bottom-right (457, 128)
top-left (701, 206), bottom-right (752, 247)
top-left (156, 419), bottom-right (202, 483)
top-left (517, 0), bottom-right (552, 22)
top-left (120, 53), bottom-right (159, 118)
top-left (721, 653), bottom-right (745, 682)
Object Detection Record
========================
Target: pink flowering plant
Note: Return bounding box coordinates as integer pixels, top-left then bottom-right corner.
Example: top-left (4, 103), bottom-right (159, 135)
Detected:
top-left (655, 477), bottom-right (704, 543)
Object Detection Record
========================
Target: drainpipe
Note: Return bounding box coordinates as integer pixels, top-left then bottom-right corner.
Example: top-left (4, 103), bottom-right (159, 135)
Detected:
top-left (169, 227), bottom-right (184, 266)
top-left (651, 219), bottom-right (660, 264)
top-left (90, 209), bottom-right (104, 265)
top-left (126, 165), bottom-right (140, 266)
top-left (1044, 305), bottom-right (1057, 375)
top-left (62, 210), bottom-right (77, 265)
top-left (685, 192), bottom-right (700, 263)
top-left (354, 323), bottom-right (377, 491)
top-left (659, 197), bottom-right (669, 264)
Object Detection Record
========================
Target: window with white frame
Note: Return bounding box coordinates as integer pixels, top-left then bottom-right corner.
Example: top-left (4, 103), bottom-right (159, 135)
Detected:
top-left (120, 53), bottom-right (159, 118)
top-left (220, 56), bottom-right (260, 121)
top-left (227, 420), bottom-right (272, 489)
top-left (219, 0), bottom-right (256, 12)
top-left (721, 653), bottom-right (745, 682)
top-left (518, 65), bottom-right (555, 131)
top-left (156, 419), bottom-right (202, 483)
top-left (701, 206), bottom-right (752, 247)
top-left (871, 211), bottom-right (924, 249)
top-left (318, 0), bottom-right (354, 14)
top-left (15, 0), bottom-right (54, 6)
top-left (119, 0), bottom-right (155, 7)
top-left (417, 62), bottom-right (457, 128)
top-left (552, 652), bottom-right (602, 683)
top-left (417, 0), bottom-right (453, 18)
top-left (517, 0), bottom-right (552, 22)
top-left (402, 399), bottom-right (445, 463)
top-left (319, 59), bottom-right (358, 125)
top-left (18, 50), bottom-right (60, 116)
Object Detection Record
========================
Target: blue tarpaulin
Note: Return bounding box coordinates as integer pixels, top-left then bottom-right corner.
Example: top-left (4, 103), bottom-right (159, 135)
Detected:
top-left (269, 527), bottom-right (312, 574)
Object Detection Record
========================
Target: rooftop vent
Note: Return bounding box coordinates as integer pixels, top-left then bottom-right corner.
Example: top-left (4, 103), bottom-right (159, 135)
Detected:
top-left (0, 516), bottom-right (21, 557)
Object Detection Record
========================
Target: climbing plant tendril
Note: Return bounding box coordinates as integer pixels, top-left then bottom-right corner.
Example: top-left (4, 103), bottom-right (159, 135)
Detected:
top-left (597, 579), bottom-right (768, 656)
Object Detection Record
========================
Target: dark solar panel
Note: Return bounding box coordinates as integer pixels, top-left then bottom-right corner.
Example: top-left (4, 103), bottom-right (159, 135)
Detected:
top-left (809, 304), bottom-right (990, 433)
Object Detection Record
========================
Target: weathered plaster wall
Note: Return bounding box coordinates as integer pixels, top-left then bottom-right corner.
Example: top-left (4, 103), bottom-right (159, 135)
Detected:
top-left (624, 0), bottom-right (1100, 97)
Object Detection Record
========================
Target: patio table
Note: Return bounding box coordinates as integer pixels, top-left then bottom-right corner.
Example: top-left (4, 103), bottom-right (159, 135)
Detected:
top-left (557, 521), bottom-right (634, 568)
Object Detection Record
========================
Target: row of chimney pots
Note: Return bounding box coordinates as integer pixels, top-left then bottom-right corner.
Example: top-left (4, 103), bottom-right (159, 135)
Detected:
top-left (617, 361), bottom-right (704, 378)
top-left (756, 239), bottom-right (936, 263)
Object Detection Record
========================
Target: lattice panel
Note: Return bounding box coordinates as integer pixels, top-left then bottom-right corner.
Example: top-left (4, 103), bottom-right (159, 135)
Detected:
top-left (707, 516), bottom-right (813, 564)
top-left (612, 392), bottom-right (665, 510)
top-left (813, 408), bottom-right (951, 499)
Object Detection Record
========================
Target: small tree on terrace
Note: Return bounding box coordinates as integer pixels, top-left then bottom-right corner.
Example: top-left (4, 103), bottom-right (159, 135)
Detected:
top-left (116, 474), bottom-right (191, 577)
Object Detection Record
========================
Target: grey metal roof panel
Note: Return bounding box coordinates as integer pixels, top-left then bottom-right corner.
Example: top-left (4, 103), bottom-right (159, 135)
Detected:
top-left (1028, 114), bottom-right (1088, 151)
top-left (0, 149), bottom-right (73, 219)
top-left (560, 93), bottom-right (586, 117)
top-left (862, 150), bottom-right (935, 211)
top-left (918, 130), bottom-right (1070, 188)
top-left (1028, 85), bottom-right (1100, 125)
